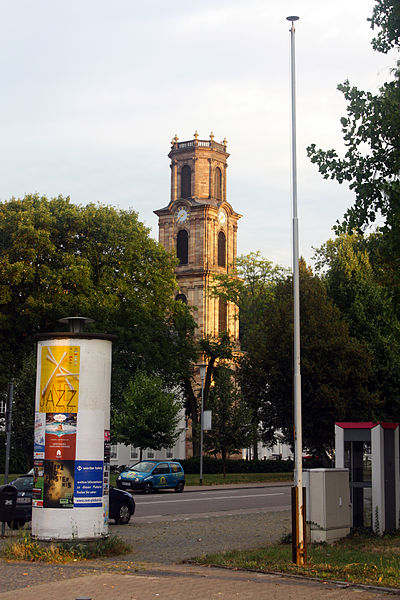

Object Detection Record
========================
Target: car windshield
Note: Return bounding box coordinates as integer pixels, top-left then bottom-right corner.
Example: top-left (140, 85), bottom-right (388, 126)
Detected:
top-left (127, 461), bottom-right (157, 473)
top-left (11, 477), bottom-right (33, 491)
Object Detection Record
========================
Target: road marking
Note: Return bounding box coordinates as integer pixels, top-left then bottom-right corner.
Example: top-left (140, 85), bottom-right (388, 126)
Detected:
top-left (135, 492), bottom-right (285, 505)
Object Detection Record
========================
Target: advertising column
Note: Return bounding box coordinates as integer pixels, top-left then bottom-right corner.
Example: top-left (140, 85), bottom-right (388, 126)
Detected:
top-left (32, 327), bottom-right (114, 541)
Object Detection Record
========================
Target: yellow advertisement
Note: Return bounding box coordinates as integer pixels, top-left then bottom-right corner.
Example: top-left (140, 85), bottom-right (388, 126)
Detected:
top-left (39, 345), bottom-right (80, 413)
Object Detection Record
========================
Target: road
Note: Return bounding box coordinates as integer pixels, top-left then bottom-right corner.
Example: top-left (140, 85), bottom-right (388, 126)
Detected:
top-left (130, 483), bottom-right (291, 522)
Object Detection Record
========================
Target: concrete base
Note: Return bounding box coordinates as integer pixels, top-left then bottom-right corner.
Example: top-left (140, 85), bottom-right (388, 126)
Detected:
top-left (310, 526), bottom-right (350, 544)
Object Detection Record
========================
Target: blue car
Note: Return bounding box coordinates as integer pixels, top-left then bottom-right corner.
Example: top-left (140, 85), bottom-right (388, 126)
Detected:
top-left (117, 460), bottom-right (185, 493)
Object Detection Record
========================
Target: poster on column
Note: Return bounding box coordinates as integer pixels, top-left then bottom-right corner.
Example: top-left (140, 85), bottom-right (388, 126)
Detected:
top-left (44, 460), bottom-right (74, 508)
top-left (39, 345), bottom-right (80, 413)
top-left (34, 413), bottom-right (46, 459)
top-left (74, 461), bottom-right (103, 507)
top-left (45, 413), bottom-right (77, 460)
top-left (32, 459), bottom-right (44, 507)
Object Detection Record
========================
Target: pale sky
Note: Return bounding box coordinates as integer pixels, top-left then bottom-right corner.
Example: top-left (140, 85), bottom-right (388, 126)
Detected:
top-left (0, 0), bottom-right (395, 267)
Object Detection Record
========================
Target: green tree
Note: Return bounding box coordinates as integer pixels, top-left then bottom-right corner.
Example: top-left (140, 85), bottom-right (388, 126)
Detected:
top-left (182, 332), bottom-right (234, 457)
top-left (204, 364), bottom-right (250, 477)
top-left (0, 194), bottom-right (197, 399)
top-left (256, 261), bottom-right (376, 459)
top-left (314, 233), bottom-right (400, 420)
top-left (307, 0), bottom-right (400, 304)
top-left (112, 371), bottom-right (183, 461)
top-left (0, 352), bottom-right (36, 473)
top-left (212, 252), bottom-right (288, 458)
top-left (370, 0), bottom-right (400, 53)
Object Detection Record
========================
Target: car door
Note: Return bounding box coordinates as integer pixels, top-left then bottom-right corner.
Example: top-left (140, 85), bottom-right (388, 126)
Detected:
top-left (152, 463), bottom-right (170, 489)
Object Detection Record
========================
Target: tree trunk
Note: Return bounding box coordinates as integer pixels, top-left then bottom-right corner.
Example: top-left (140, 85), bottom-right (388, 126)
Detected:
top-left (139, 447), bottom-right (143, 461)
top-left (222, 448), bottom-right (227, 478)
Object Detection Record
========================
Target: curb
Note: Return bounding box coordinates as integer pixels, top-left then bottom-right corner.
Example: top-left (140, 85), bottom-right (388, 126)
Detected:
top-left (184, 561), bottom-right (400, 595)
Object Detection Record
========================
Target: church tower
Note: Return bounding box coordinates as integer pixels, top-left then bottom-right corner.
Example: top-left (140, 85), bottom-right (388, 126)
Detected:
top-left (154, 132), bottom-right (241, 341)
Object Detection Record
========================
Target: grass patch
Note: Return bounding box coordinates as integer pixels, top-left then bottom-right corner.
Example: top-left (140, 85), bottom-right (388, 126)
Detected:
top-left (2, 532), bottom-right (132, 563)
top-left (194, 530), bottom-right (400, 589)
top-left (184, 472), bottom-right (291, 486)
top-left (0, 474), bottom-right (20, 485)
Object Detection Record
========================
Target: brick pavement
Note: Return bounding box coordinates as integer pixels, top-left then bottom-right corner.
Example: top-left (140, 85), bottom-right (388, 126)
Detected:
top-left (0, 563), bottom-right (394, 599)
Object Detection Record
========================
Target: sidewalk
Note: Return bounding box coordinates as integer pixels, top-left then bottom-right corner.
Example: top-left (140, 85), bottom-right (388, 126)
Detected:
top-left (0, 562), bottom-right (392, 599)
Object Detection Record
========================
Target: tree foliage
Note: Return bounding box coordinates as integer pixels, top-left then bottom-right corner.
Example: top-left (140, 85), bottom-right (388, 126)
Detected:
top-left (369, 0), bottom-right (400, 53)
top-left (204, 364), bottom-right (250, 476)
top-left (248, 261), bottom-right (376, 458)
top-left (314, 233), bottom-right (400, 420)
top-left (0, 194), bottom-right (197, 400)
top-left (307, 0), bottom-right (400, 304)
top-left (112, 371), bottom-right (182, 460)
top-left (212, 252), bottom-right (288, 458)
top-left (182, 332), bottom-right (234, 457)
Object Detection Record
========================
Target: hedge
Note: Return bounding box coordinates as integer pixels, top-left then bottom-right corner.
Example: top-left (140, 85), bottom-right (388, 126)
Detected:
top-left (177, 456), bottom-right (324, 475)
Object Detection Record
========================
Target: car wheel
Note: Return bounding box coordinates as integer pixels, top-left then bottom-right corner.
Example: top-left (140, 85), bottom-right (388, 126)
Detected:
top-left (143, 482), bottom-right (153, 494)
top-left (175, 481), bottom-right (184, 493)
top-left (115, 502), bottom-right (132, 525)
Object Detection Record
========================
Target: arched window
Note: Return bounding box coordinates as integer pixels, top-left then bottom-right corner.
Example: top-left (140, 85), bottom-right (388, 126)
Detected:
top-left (215, 167), bottom-right (222, 200)
top-left (175, 293), bottom-right (187, 304)
top-left (181, 165), bottom-right (191, 198)
top-left (177, 229), bottom-right (188, 265)
top-left (218, 231), bottom-right (226, 267)
top-left (218, 300), bottom-right (227, 333)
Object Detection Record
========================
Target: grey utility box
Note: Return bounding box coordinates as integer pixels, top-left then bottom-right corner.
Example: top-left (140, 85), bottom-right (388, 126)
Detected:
top-left (303, 469), bottom-right (351, 543)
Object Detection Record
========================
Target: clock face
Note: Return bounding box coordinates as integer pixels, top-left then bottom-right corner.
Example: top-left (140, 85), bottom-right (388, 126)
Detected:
top-left (176, 208), bottom-right (188, 224)
top-left (218, 209), bottom-right (226, 225)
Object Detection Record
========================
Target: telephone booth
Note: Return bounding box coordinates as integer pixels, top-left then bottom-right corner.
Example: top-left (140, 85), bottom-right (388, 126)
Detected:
top-left (335, 422), bottom-right (399, 534)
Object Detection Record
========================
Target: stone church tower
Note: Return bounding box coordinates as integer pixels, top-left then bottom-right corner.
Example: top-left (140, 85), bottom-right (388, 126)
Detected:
top-left (154, 132), bottom-right (241, 341)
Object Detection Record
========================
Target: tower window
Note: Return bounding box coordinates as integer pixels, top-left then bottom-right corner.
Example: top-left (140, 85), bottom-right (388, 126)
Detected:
top-left (181, 165), bottom-right (191, 199)
top-left (215, 167), bottom-right (222, 200)
top-left (218, 231), bottom-right (226, 267)
top-left (177, 229), bottom-right (188, 265)
top-left (218, 299), bottom-right (227, 333)
top-left (175, 293), bottom-right (187, 303)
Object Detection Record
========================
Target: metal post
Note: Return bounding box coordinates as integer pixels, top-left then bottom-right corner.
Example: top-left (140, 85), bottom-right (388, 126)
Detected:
top-left (1, 381), bottom-right (14, 537)
top-left (199, 364), bottom-right (206, 485)
top-left (287, 15), bottom-right (305, 566)
top-left (4, 381), bottom-right (13, 485)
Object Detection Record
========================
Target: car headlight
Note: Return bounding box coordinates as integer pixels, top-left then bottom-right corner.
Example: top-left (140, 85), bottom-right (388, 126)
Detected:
top-left (135, 478), bottom-right (139, 482)
top-left (117, 475), bottom-right (121, 480)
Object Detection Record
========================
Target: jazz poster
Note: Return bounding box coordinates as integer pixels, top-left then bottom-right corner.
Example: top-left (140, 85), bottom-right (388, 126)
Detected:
top-left (39, 345), bottom-right (80, 413)
top-left (45, 413), bottom-right (77, 461)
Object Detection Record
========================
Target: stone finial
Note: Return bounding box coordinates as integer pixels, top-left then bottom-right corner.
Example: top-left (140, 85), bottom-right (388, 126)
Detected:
top-left (223, 137), bottom-right (227, 148)
top-left (210, 131), bottom-right (215, 141)
top-left (194, 130), bottom-right (199, 140)
top-left (171, 134), bottom-right (179, 147)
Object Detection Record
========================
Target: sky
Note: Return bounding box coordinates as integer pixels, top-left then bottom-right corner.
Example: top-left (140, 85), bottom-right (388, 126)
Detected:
top-left (0, 0), bottom-right (395, 268)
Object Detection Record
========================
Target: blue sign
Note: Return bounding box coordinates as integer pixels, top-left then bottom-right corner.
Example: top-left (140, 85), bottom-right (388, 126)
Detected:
top-left (74, 460), bottom-right (103, 507)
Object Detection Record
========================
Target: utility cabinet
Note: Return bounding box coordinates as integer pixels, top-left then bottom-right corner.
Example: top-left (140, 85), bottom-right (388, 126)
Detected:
top-left (303, 468), bottom-right (351, 543)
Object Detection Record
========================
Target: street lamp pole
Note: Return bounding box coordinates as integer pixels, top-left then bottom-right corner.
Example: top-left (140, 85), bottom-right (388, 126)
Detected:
top-left (199, 364), bottom-right (206, 485)
top-left (287, 15), bottom-right (306, 566)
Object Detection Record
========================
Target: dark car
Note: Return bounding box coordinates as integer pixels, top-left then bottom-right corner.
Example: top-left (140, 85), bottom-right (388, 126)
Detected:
top-left (7, 475), bottom-right (135, 528)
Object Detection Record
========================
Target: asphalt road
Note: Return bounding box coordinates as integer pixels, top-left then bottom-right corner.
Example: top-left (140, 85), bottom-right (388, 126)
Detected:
top-left (131, 483), bottom-right (292, 521)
